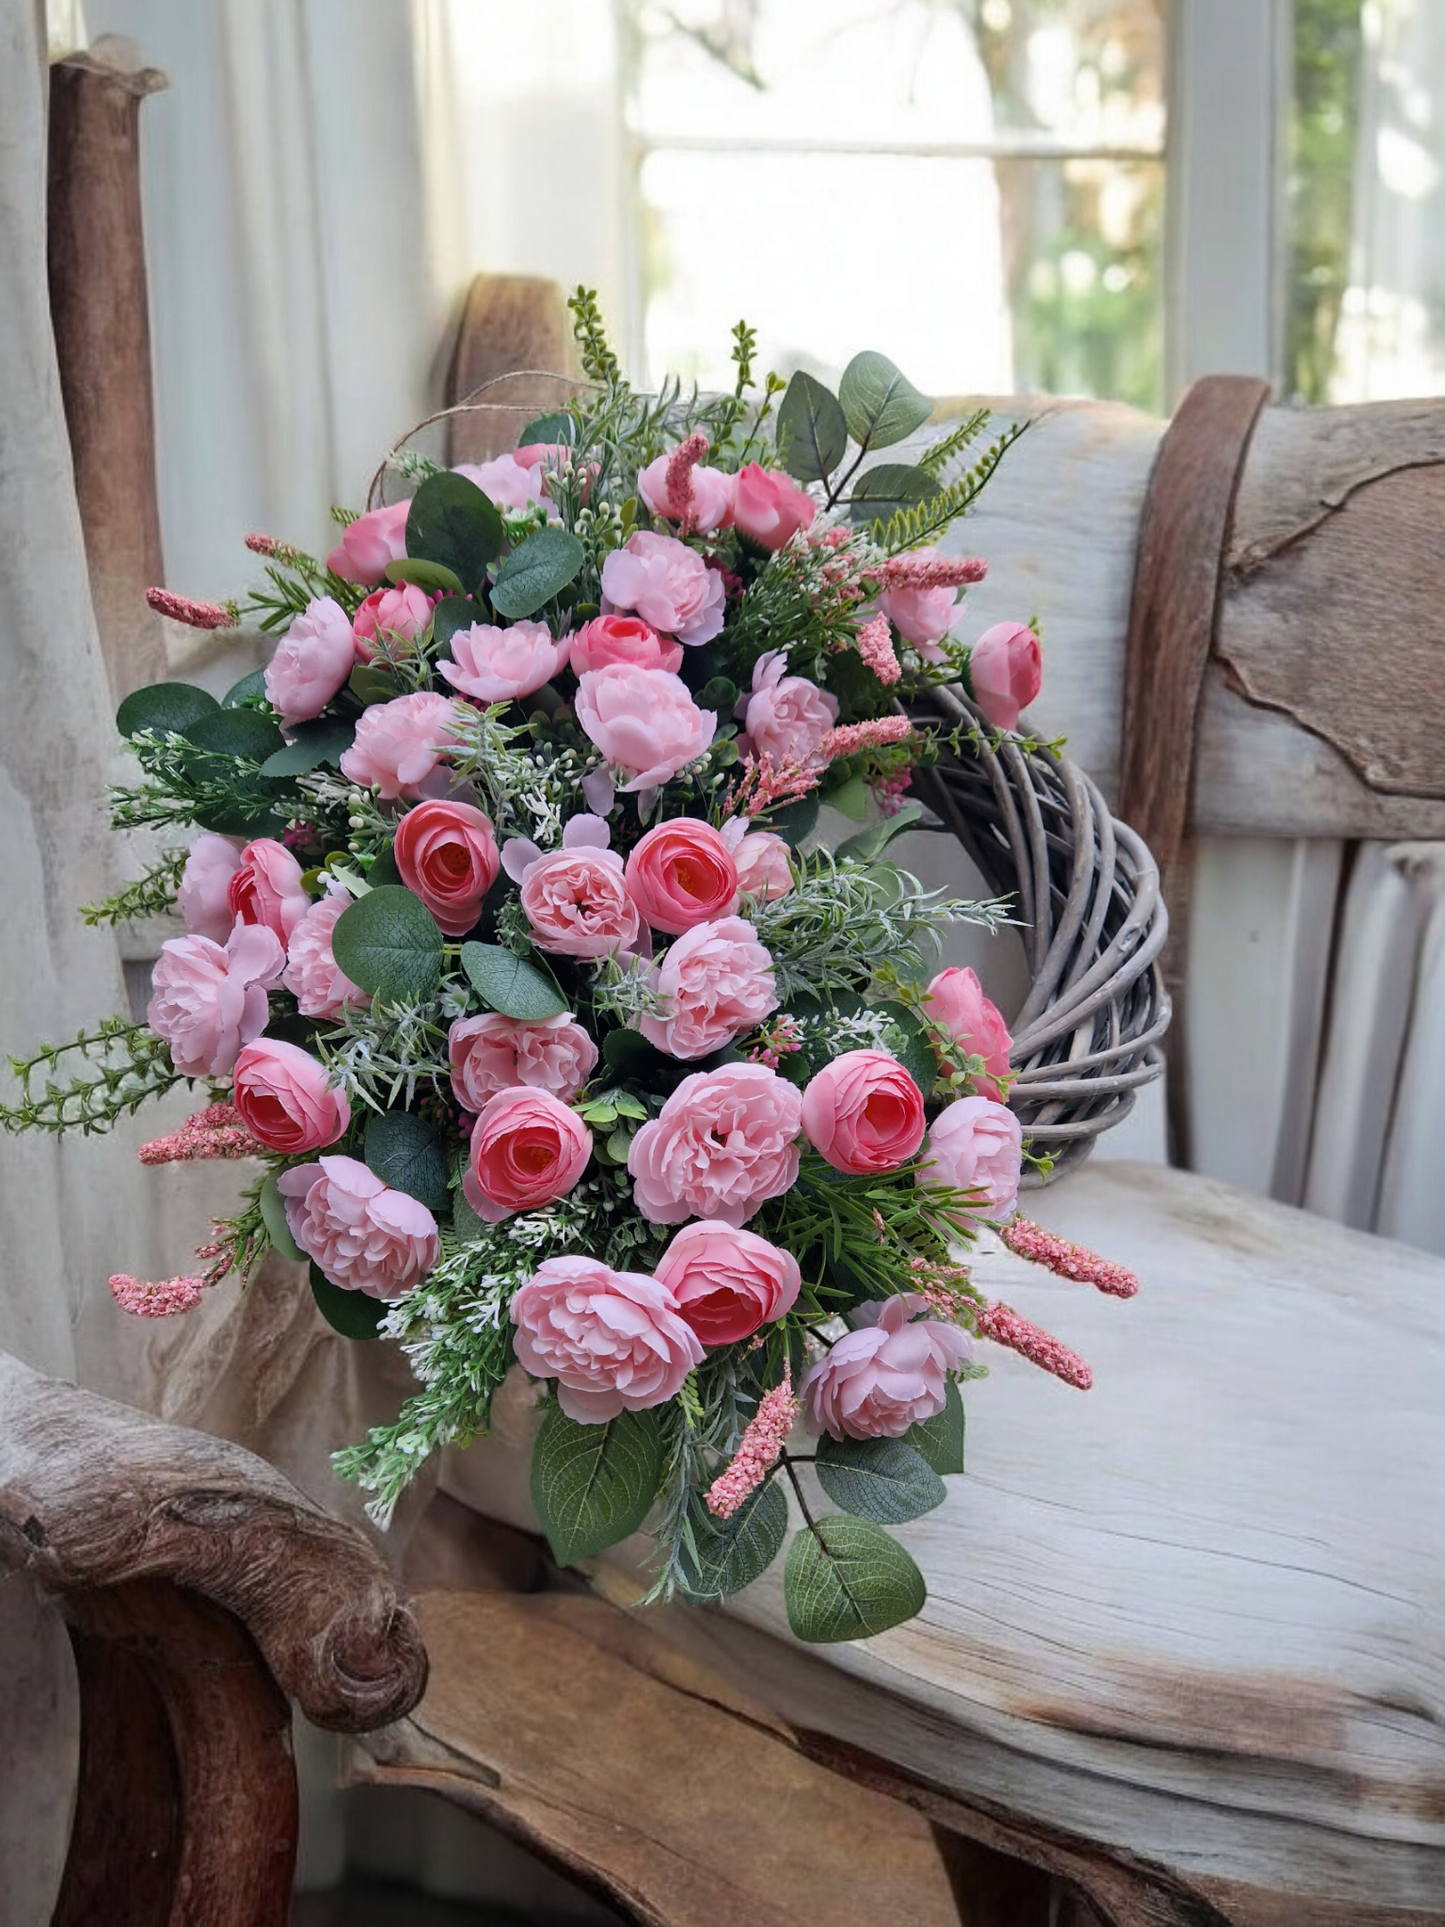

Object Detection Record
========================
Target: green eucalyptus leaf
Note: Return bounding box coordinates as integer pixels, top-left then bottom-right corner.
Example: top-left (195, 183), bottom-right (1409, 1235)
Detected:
top-left (460, 941), bottom-right (566, 1021)
top-left (222, 668), bottom-right (270, 709)
top-left (824, 772), bottom-right (870, 821)
top-left (349, 664), bottom-right (399, 707)
top-left (848, 461), bottom-right (937, 526)
top-left (364, 1108), bottom-right (451, 1214)
top-left (768, 793), bottom-right (820, 849)
top-left (530, 1405), bottom-right (665, 1566)
top-left (116, 681), bottom-right (219, 740)
top-left (385, 556), bottom-right (465, 596)
top-left (518, 412), bottom-right (575, 446)
top-left (833, 801), bottom-right (926, 863)
top-left (905, 1379), bottom-right (965, 1476)
top-left (330, 887), bottom-right (445, 1002)
top-left (814, 1433), bottom-right (946, 1525)
top-left (404, 471), bottom-right (504, 588)
top-left (451, 1184), bottom-right (487, 1245)
top-left (783, 1515), bottom-right (927, 1642)
top-left (367, 842), bottom-right (402, 888)
top-left (676, 1482), bottom-right (788, 1601)
top-left (431, 595), bottom-right (481, 660)
top-left (309, 1262), bottom-right (385, 1339)
top-left (777, 370), bottom-right (847, 483)
top-left (694, 676), bottom-right (738, 716)
top-left (490, 526), bottom-right (585, 619)
top-left (839, 351), bottom-right (933, 452)
top-left (258, 1171), bottom-right (304, 1262)
top-left (183, 707), bottom-right (286, 765)
top-left (261, 717), bottom-right (354, 776)
top-left (603, 1028), bottom-right (664, 1081)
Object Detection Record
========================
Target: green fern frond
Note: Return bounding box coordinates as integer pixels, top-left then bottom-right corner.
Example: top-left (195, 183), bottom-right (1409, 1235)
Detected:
top-left (568, 285), bottom-right (621, 387)
top-left (918, 407), bottom-right (992, 477)
top-left (875, 417), bottom-right (1030, 552)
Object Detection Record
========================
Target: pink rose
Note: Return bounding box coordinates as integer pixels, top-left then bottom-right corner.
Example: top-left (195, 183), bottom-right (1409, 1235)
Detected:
top-left (232, 1038), bottom-right (351, 1154)
top-left (878, 547), bottom-right (958, 650)
top-left (463, 1086), bottom-right (592, 1222)
top-left (438, 619), bottom-right (570, 705)
top-left (628, 1063), bottom-right (803, 1226)
top-left (637, 452), bottom-right (736, 535)
top-left (568, 613), bottom-right (683, 677)
top-left (393, 798), bottom-right (500, 938)
top-left (227, 838), bottom-right (311, 945)
top-left (970, 621), bottom-right (1043, 733)
top-left (177, 832), bottom-right (243, 943)
top-left (352, 583), bottom-right (434, 661)
top-left (924, 966), bottom-right (1012, 1100)
top-left (741, 651), bottom-right (838, 768)
top-left (624, 818), bottom-right (739, 936)
top-left (519, 846), bottom-right (642, 959)
top-left (732, 830), bottom-right (793, 902)
top-left (918, 1094), bottom-right (1022, 1220)
top-left (147, 922), bottom-right (285, 1077)
top-left (640, 917), bottom-right (778, 1061)
top-left (326, 500), bottom-right (410, 587)
top-left (448, 1011), bottom-right (598, 1111)
top-left (654, 1220), bottom-right (800, 1347)
top-left (801, 1050), bottom-right (927, 1175)
top-left (731, 463), bottom-right (816, 551)
top-left (264, 595), bottom-right (358, 725)
top-left (279, 1155), bottom-right (439, 1300)
top-left (338, 691), bottom-right (458, 801)
top-left (575, 665), bottom-right (715, 793)
top-left (510, 1256), bottom-right (703, 1424)
top-left (282, 891), bottom-right (370, 1020)
top-left (802, 1295), bottom-right (971, 1440)
top-left (452, 454), bottom-right (549, 513)
top-left (600, 531), bottom-right (726, 644)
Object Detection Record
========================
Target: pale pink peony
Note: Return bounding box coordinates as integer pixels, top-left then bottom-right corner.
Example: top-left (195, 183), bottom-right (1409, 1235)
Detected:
top-left (352, 583), bottom-right (434, 661)
top-left (452, 454), bottom-right (549, 513)
top-left (448, 1011), bottom-right (598, 1111)
top-left (279, 1155), bottom-right (439, 1300)
top-left (654, 1220), bottom-right (800, 1347)
top-left (733, 831), bottom-right (794, 902)
top-left (519, 846), bottom-right (642, 959)
top-left (232, 1038), bottom-right (351, 1154)
top-left (326, 500), bottom-right (410, 587)
top-left (177, 832), bottom-right (243, 943)
top-left (338, 692), bottom-right (458, 801)
top-left (510, 1256), bottom-right (704, 1424)
top-left (628, 1063), bottom-right (803, 1226)
top-left (802, 1294), bottom-right (972, 1440)
top-left (282, 891), bottom-right (370, 1020)
top-left (924, 966), bottom-right (1011, 1099)
top-left (624, 818), bottom-right (739, 936)
top-left (575, 665), bottom-right (714, 794)
top-left (600, 531), bottom-right (726, 644)
top-left (439, 619), bottom-right (570, 705)
top-left (970, 621), bottom-right (1043, 733)
top-left (640, 917), bottom-right (778, 1061)
top-left (638, 452), bottom-right (736, 535)
top-left (228, 838), bottom-right (311, 945)
top-left (264, 596), bottom-right (358, 725)
top-left (731, 463), bottom-right (816, 550)
top-left (918, 1094), bottom-right (1022, 1220)
top-left (393, 799), bottom-right (500, 938)
top-left (463, 1087), bottom-right (592, 1222)
top-left (147, 923), bottom-right (285, 1077)
top-left (741, 651), bottom-right (838, 768)
top-left (568, 613), bottom-right (683, 677)
top-left (878, 547), bottom-right (959, 651)
top-left (801, 1049), bottom-right (927, 1175)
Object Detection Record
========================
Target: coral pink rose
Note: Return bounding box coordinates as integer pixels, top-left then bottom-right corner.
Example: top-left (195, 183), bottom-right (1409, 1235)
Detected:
top-left (624, 819), bottom-right (739, 936)
top-left (232, 1038), bottom-right (351, 1154)
top-left (568, 613), bottom-right (683, 677)
top-left (600, 531), bottom-right (726, 644)
top-left (392, 799), bottom-right (500, 938)
top-left (264, 596), bottom-right (357, 725)
top-left (970, 621), bottom-right (1043, 733)
top-left (177, 832), bottom-right (243, 943)
top-left (227, 838), bottom-right (311, 945)
top-left (878, 547), bottom-right (959, 650)
top-left (519, 846), bottom-right (642, 959)
top-left (463, 1086), bottom-right (592, 1222)
top-left (282, 891), bottom-right (370, 1020)
top-left (279, 1155), bottom-right (439, 1300)
top-left (732, 830), bottom-right (793, 902)
top-left (326, 500), bottom-right (410, 586)
top-left (924, 966), bottom-right (1012, 1099)
top-left (740, 651), bottom-right (838, 768)
top-left (731, 463), bottom-right (815, 551)
top-left (802, 1295), bottom-right (972, 1441)
top-left (352, 583), bottom-right (433, 661)
top-left (338, 691), bottom-right (458, 801)
top-left (452, 454), bottom-right (549, 513)
top-left (575, 665), bottom-right (715, 793)
top-left (640, 917), bottom-right (778, 1060)
top-left (802, 1050), bottom-right (926, 1175)
top-left (628, 1063), bottom-right (803, 1226)
top-left (147, 923), bottom-right (285, 1077)
top-left (637, 452), bottom-right (736, 535)
top-left (510, 1256), bottom-right (703, 1424)
top-left (654, 1220), bottom-right (800, 1348)
top-left (918, 1094), bottom-right (1022, 1220)
top-left (438, 619), bottom-right (570, 705)
top-left (448, 1012), bottom-right (598, 1112)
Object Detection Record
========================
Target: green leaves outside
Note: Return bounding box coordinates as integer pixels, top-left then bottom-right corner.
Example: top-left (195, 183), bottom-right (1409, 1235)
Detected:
top-left (777, 370), bottom-right (847, 483)
top-left (460, 941), bottom-right (566, 1021)
top-left (330, 886), bottom-right (445, 1003)
top-left (260, 717), bottom-right (354, 777)
top-left (838, 351), bottom-right (933, 452)
top-left (386, 556), bottom-right (464, 597)
top-left (116, 681), bottom-right (219, 739)
top-left (490, 526), bottom-right (585, 619)
top-left (675, 1482), bottom-right (788, 1601)
top-left (404, 471), bottom-right (504, 593)
top-left (783, 1514), bottom-right (926, 1642)
top-left (848, 461), bottom-right (937, 527)
top-left (364, 1108), bottom-right (451, 1214)
top-left (814, 1433), bottom-right (945, 1526)
top-left (530, 1405), bottom-right (665, 1566)
top-left (904, 1379), bottom-right (965, 1476)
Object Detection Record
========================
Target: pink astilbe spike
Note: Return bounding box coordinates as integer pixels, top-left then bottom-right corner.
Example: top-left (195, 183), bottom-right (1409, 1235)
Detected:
top-left (145, 587), bottom-right (239, 630)
top-left (873, 555), bottom-right (988, 591)
top-left (908, 1256), bottom-right (976, 1318)
top-left (975, 1301), bottom-right (1092, 1389)
top-left (727, 752), bottom-right (820, 819)
top-left (854, 612), bottom-right (901, 685)
top-left (1000, 1217), bottom-right (1140, 1298)
top-left (706, 1368), bottom-right (798, 1519)
top-left (819, 715), bottom-right (913, 761)
top-left (664, 431), bottom-right (710, 535)
top-left (108, 1273), bottom-right (205, 1318)
top-left (138, 1102), bottom-right (269, 1165)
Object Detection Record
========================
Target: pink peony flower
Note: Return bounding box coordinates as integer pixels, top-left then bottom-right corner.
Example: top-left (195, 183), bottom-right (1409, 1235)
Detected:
top-left (519, 845), bottom-right (642, 959)
top-left (970, 621), bottom-right (1043, 733)
top-left (264, 596), bottom-right (358, 725)
top-left (338, 691), bottom-right (458, 801)
top-left (924, 966), bottom-right (1012, 1099)
top-left (510, 1256), bottom-right (703, 1424)
top-left (352, 583), bottom-right (434, 661)
top-left (628, 1063), bottom-right (803, 1226)
top-left (878, 547), bottom-right (959, 651)
top-left (177, 832), bottom-right (243, 944)
top-left (624, 818), bottom-right (739, 936)
top-left (147, 922), bottom-right (285, 1077)
top-left (918, 1094), bottom-right (1022, 1220)
top-left (732, 830), bottom-right (794, 902)
top-left (279, 1155), bottom-right (439, 1300)
top-left (600, 531), bottom-right (726, 644)
top-left (438, 619), bottom-right (570, 705)
top-left (801, 1050), bottom-right (927, 1176)
top-left (640, 917), bottom-right (778, 1060)
top-left (448, 1011), bottom-right (598, 1111)
top-left (463, 1086), bottom-right (592, 1222)
top-left (638, 451), bottom-right (736, 535)
top-left (575, 665), bottom-right (715, 793)
top-left (731, 463), bottom-right (816, 551)
top-left (568, 613), bottom-right (683, 677)
top-left (654, 1220), bottom-right (800, 1347)
top-left (227, 838), bottom-right (311, 945)
top-left (232, 1038), bottom-right (351, 1154)
top-left (802, 1295), bottom-right (972, 1440)
top-left (392, 798), bottom-right (500, 938)
top-left (740, 651), bottom-right (838, 768)
top-left (326, 500), bottom-right (410, 587)
top-left (452, 454), bottom-right (549, 513)
top-left (282, 891), bottom-right (370, 1020)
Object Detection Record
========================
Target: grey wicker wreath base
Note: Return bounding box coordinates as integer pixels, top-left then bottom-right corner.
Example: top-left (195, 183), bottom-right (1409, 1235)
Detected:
top-left (909, 686), bottom-right (1170, 1185)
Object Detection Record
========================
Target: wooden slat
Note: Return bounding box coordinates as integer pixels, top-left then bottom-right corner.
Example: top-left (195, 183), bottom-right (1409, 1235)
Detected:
top-left (444, 274), bottom-right (580, 467)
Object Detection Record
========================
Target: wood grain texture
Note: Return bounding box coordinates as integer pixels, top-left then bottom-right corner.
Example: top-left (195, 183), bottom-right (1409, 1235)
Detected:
top-left (444, 274), bottom-right (580, 466)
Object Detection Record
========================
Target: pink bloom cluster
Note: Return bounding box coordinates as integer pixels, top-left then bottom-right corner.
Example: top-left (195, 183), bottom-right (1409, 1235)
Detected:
top-left (999, 1218), bottom-right (1140, 1298)
top-left (138, 1102), bottom-right (267, 1165)
top-left (706, 1368), bottom-right (798, 1519)
top-left (974, 1301), bottom-right (1093, 1390)
top-left (108, 1272), bottom-right (205, 1318)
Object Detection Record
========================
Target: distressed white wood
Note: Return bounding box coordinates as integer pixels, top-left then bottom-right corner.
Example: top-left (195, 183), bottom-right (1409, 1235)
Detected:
top-left (1377, 848), bottom-right (1445, 1251)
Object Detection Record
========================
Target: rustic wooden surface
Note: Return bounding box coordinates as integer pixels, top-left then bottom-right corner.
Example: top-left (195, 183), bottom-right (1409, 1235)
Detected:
top-left (444, 274), bottom-right (581, 466)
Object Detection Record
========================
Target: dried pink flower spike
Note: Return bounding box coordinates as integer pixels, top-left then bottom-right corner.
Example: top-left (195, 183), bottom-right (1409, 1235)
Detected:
top-left (1001, 1217), bottom-right (1140, 1298)
top-left (975, 1301), bottom-right (1092, 1389)
top-left (873, 555), bottom-right (987, 591)
top-left (854, 612), bottom-right (901, 685)
top-left (138, 1102), bottom-right (268, 1165)
top-left (108, 1273), bottom-right (205, 1318)
top-left (706, 1368), bottom-right (798, 1519)
top-left (663, 431), bottom-right (710, 535)
top-left (819, 715), bottom-right (913, 761)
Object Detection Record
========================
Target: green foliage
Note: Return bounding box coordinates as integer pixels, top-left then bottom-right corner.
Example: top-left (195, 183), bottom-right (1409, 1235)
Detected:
top-left (872, 417), bottom-right (1029, 552)
top-left (814, 1434), bottom-right (946, 1525)
top-left (531, 1405), bottom-right (666, 1565)
top-left (917, 407), bottom-right (991, 478)
top-left (430, 595), bottom-right (480, 658)
top-left (365, 1108), bottom-right (451, 1213)
top-left (386, 557), bottom-right (466, 597)
top-left (1285, 0), bottom-right (1364, 402)
top-left (460, 941), bottom-right (565, 1020)
top-left (316, 987), bottom-right (456, 1112)
top-left (783, 1515), bottom-right (926, 1643)
top-left (675, 1482), bottom-right (788, 1601)
top-left (490, 526), bottom-right (585, 619)
top-left (0, 1018), bottom-right (184, 1136)
top-left (81, 848), bottom-right (188, 927)
top-left (330, 887), bottom-right (445, 1004)
top-left (848, 462), bottom-right (936, 527)
top-left (905, 1379), bottom-right (965, 1476)
top-left (838, 351), bottom-right (932, 452)
top-left (831, 801), bottom-right (928, 863)
top-left (777, 370), bottom-right (847, 483)
top-left (116, 682), bottom-right (218, 739)
top-left (258, 1170), bottom-right (304, 1262)
top-left (310, 1262), bottom-right (386, 1338)
top-left (568, 285), bottom-right (622, 387)
top-left (223, 668), bottom-right (269, 708)
top-left (404, 471), bottom-right (504, 592)
top-left (260, 717), bottom-right (354, 776)
top-left (183, 706), bottom-right (285, 766)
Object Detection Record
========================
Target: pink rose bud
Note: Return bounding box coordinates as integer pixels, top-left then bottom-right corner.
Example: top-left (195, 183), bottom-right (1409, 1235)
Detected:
top-left (448, 1012), bottom-right (598, 1111)
top-left (640, 916), bottom-right (778, 1061)
top-left (801, 1049), bottom-right (927, 1176)
top-left (802, 1295), bottom-right (971, 1440)
top-left (730, 463), bottom-right (816, 551)
top-left (568, 613), bottom-right (683, 677)
top-left (352, 583), bottom-right (434, 661)
top-left (628, 1063), bottom-right (803, 1226)
top-left (654, 1220), bottom-right (800, 1347)
top-left (439, 619), bottom-right (572, 705)
top-left (279, 1155), bottom-right (439, 1300)
top-left (338, 691), bottom-right (458, 801)
top-left (227, 838), bottom-right (311, 945)
top-left (624, 818), bottom-right (740, 935)
top-left (326, 500), bottom-right (410, 587)
top-left (282, 892), bottom-right (370, 1020)
top-left (637, 451), bottom-right (736, 535)
top-left (924, 966), bottom-right (1012, 1100)
top-left (878, 546), bottom-right (959, 652)
top-left (599, 531), bottom-right (727, 644)
top-left (177, 832), bottom-right (244, 944)
top-left (969, 621), bottom-right (1043, 733)
top-left (918, 1094), bottom-right (1023, 1221)
top-left (741, 650), bottom-right (838, 768)
top-left (519, 846), bottom-right (642, 959)
top-left (574, 665), bottom-right (715, 793)
top-left (264, 595), bottom-right (358, 725)
top-left (232, 1038), bottom-right (351, 1154)
top-left (510, 1256), bottom-right (704, 1424)
top-left (147, 923), bottom-right (285, 1077)
top-left (463, 1086), bottom-right (592, 1222)
top-left (733, 831), bottom-right (794, 902)
top-left (392, 798), bottom-right (500, 938)
top-left (452, 454), bottom-right (549, 513)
